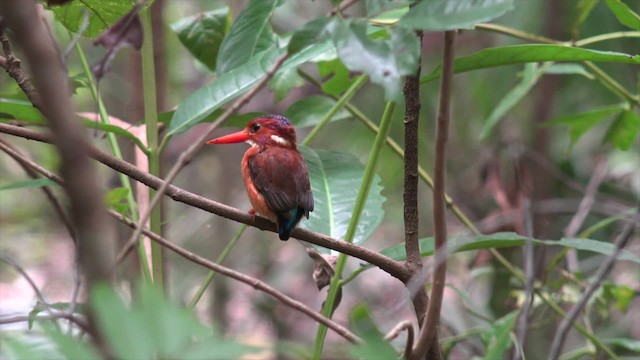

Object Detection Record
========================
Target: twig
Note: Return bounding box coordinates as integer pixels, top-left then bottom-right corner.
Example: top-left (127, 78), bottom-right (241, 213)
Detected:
top-left (563, 159), bottom-right (608, 272)
top-left (0, 313), bottom-right (90, 332)
top-left (0, 253), bottom-right (51, 308)
top-left (548, 220), bottom-right (636, 360)
top-left (111, 210), bottom-right (362, 344)
top-left (385, 320), bottom-right (415, 358)
top-left (123, 52), bottom-right (290, 270)
top-left (410, 30), bottom-right (456, 360)
top-left (0, 123), bottom-right (410, 283)
top-left (0, 25), bottom-right (42, 109)
top-left (513, 198), bottom-right (534, 360)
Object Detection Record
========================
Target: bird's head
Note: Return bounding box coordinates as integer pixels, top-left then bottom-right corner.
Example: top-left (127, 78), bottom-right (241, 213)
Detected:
top-left (207, 114), bottom-right (297, 149)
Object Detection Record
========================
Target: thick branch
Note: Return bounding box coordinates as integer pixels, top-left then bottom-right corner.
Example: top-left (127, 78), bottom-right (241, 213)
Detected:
top-left (410, 30), bottom-right (456, 360)
top-left (0, 24), bottom-right (42, 109)
top-left (0, 123), bottom-right (409, 283)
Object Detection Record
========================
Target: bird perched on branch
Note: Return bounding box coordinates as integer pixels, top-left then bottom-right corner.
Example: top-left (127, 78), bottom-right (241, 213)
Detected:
top-left (207, 114), bottom-right (314, 240)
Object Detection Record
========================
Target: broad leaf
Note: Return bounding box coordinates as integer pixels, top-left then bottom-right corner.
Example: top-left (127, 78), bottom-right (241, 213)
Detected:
top-left (399, 0), bottom-right (514, 31)
top-left (544, 104), bottom-right (625, 148)
top-left (169, 40), bottom-right (336, 136)
top-left (216, 0), bottom-right (280, 75)
top-left (481, 311), bottom-right (518, 359)
top-left (171, 8), bottom-right (231, 71)
top-left (0, 179), bottom-right (57, 191)
top-left (604, 109), bottom-right (640, 150)
top-left (480, 63), bottom-right (545, 140)
top-left (421, 45), bottom-right (640, 84)
top-left (0, 98), bottom-right (45, 123)
top-left (287, 17), bottom-right (338, 55)
top-left (348, 305), bottom-right (398, 360)
top-left (334, 20), bottom-right (420, 100)
top-left (379, 232), bottom-right (640, 265)
top-left (299, 147), bottom-right (385, 253)
top-left (317, 59), bottom-right (358, 97)
top-left (50, 0), bottom-right (134, 38)
top-left (605, 0), bottom-right (640, 31)
top-left (284, 96), bottom-right (352, 128)
top-left (269, 67), bottom-right (304, 101)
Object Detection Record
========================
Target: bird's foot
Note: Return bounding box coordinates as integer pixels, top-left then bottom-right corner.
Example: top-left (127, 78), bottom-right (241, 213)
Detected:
top-left (248, 209), bottom-right (256, 223)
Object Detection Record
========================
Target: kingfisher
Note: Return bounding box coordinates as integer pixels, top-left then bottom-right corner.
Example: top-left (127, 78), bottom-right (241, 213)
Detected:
top-left (207, 114), bottom-right (314, 241)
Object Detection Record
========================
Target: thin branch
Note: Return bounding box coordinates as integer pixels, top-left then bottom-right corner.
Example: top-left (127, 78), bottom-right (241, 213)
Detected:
top-left (410, 30), bottom-right (456, 360)
top-left (124, 53), bottom-right (290, 270)
top-left (0, 123), bottom-right (409, 282)
top-left (563, 159), bottom-right (608, 272)
top-left (385, 320), bottom-right (415, 358)
top-left (0, 25), bottom-right (42, 109)
top-left (548, 220), bottom-right (636, 360)
top-left (0, 254), bottom-right (51, 308)
top-left (0, 313), bottom-right (90, 332)
top-left (513, 198), bottom-right (534, 360)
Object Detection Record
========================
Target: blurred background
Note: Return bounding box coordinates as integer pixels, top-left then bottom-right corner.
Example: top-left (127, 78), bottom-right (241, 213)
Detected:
top-left (1, 0), bottom-right (638, 358)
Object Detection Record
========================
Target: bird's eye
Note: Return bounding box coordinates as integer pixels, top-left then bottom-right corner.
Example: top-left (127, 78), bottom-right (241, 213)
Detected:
top-left (250, 123), bottom-right (261, 133)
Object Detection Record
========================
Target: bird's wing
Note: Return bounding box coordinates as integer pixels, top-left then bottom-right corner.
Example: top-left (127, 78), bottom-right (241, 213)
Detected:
top-left (248, 148), bottom-right (314, 217)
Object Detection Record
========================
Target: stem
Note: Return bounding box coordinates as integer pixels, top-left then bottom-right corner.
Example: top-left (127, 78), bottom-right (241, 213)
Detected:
top-left (583, 61), bottom-right (640, 105)
top-left (311, 101), bottom-right (396, 360)
top-left (410, 30), bottom-right (456, 360)
top-left (187, 225), bottom-right (247, 309)
top-left (302, 75), bottom-right (368, 146)
top-left (75, 43), bottom-right (152, 283)
top-left (574, 31), bottom-right (640, 47)
top-left (140, 4), bottom-right (163, 288)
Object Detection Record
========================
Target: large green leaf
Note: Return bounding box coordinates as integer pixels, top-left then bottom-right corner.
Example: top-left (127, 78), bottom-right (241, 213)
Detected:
top-left (298, 147), bottom-right (385, 253)
top-left (171, 8), bottom-right (231, 71)
top-left (604, 109), bottom-right (640, 150)
top-left (398, 0), bottom-right (514, 30)
top-left (216, 0), bottom-right (280, 75)
top-left (168, 40), bottom-right (335, 136)
top-left (284, 96), bottom-right (352, 128)
top-left (49, 0), bottom-right (134, 38)
top-left (334, 20), bottom-right (420, 100)
top-left (480, 63), bottom-right (546, 140)
top-left (543, 104), bottom-right (625, 148)
top-left (317, 59), bottom-right (358, 97)
top-left (605, 0), bottom-right (640, 31)
top-left (421, 45), bottom-right (640, 84)
top-left (379, 232), bottom-right (640, 264)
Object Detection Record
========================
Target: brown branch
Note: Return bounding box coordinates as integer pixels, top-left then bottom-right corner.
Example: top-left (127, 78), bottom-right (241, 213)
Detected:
top-left (410, 30), bottom-right (456, 360)
top-left (0, 314), bottom-right (90, 333)
top-left (0, 0), bottom-right (116, 348)
top-left (125, 52), bottom-right (290, 271)
top-left (385, 320), bottom-right (415, 358)
top-left (0, 122), bottom-right (409, 283)
top-left (0, 141), bottom-right (362, 343)
top-left (0, 24), bottom-right (42, 109)
top-left (548, 220), bottom-right (636, 360)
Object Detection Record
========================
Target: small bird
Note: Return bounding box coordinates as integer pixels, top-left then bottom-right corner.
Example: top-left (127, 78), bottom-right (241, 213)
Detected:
top-left (207, 114), bottom-right (314, 240)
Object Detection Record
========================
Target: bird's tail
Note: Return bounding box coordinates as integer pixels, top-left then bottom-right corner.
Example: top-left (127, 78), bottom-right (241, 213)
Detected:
top-left (277, 208), bottom-right (304, 241)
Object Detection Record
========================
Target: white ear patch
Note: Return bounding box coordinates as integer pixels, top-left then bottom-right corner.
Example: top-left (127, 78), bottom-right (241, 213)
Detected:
top-left (246, 139), bottom-right (257, 147)
top-left (270, 135), bottom-right (290, 146)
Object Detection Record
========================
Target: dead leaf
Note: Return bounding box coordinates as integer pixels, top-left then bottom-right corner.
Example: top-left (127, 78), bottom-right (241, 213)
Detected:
top-left (306, 247), bottom-right (337, 291)
top-left (92, 2), bottom-right (143, 80)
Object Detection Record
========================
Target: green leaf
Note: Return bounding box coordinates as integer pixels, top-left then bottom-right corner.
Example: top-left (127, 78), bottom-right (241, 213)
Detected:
top-left (603, 338), bottom-right (640, 353)
top-left (317, 59), bottom-right (358, 97)
top-left (270, 67), bottom-right (304, 101)
top-left (287, 17), bottom-right (338, 55)
top-left (602, 282), bottom-right (635, 312)
top-left (50, 0), bottom-right (134, 38)
top-left (299, 147), bottom-right (385, 252)
top-left (0, 178), bottom-right (57, 192)
top-left (573, 0), bottom-right (600, 30)
top-left (480, 63), bottom-right (545, 140)
top-left (334, 21), bottom-right (420, 100)
top-left (41, 324), bottom-right (101, 360)
top-left (284, 96), bottom-right (352, 128)
top-left (544, 104), bottom-right (625, 148)
top-left (604, 109), bottom-right (640, 150)
top-left (104, 187), bottom-right (130, 215)
top-left (379, 232), bottom-right (640, 265)
top-left (0, 98), bottom-right (45, 123)
top-left (216, 0), bottom-right (280, 75)
top-left (348, 305), bottom-right (398, 360)
top-left (171, 8), bottom-right (231, 71)
top-left (399, 0), bottom-right (514, 30)
top-left (169, 38), bottom-right (337, 136)
top-left (28, 302), bottom-right (88, 330)
top-left (481, 311), bottom-right (518, 359)
top-left (421, 45), bottom-right (640, 84)
top-left (605, 0), bottom-right (640, 31)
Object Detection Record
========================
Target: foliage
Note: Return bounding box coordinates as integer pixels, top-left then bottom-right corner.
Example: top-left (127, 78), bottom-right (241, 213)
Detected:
top-left (0, 0), bottom-right (638, 359)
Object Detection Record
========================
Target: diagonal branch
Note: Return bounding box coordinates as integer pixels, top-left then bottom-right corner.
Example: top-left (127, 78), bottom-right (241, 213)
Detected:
top-left (0, 25), bottom-right (42, 110)
top-left (0, 139), bottom-right (362, 344)
top-left (0, 122), bottom-right (409, 282)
